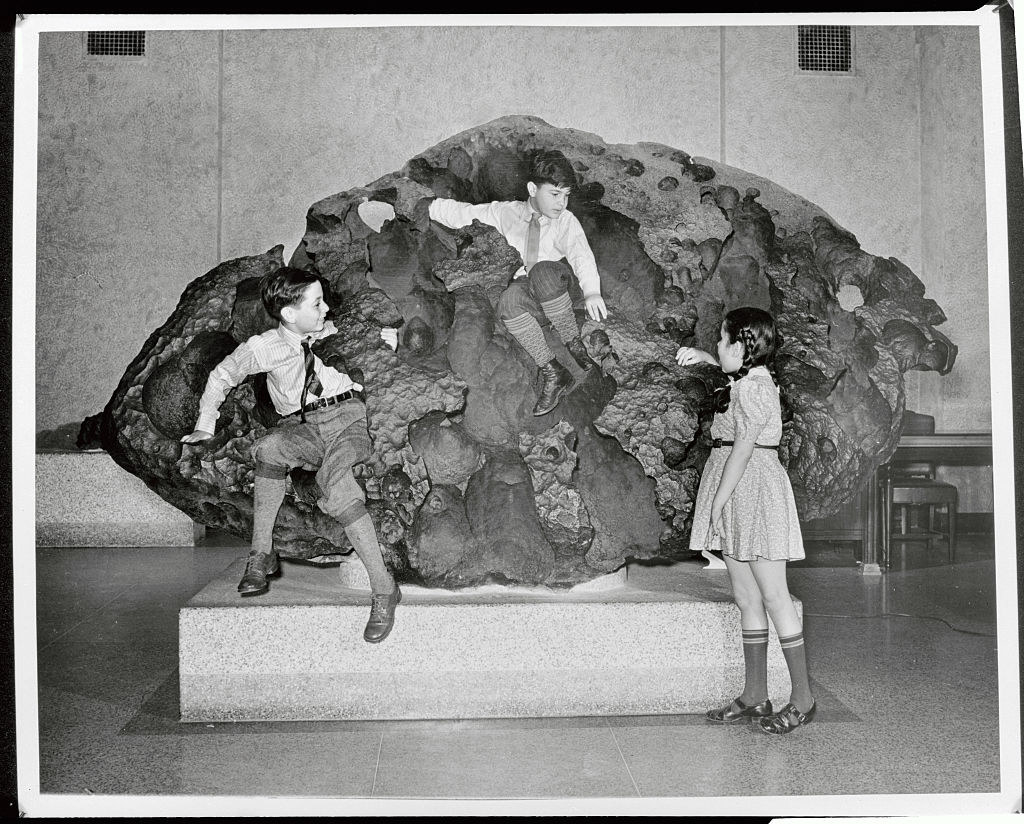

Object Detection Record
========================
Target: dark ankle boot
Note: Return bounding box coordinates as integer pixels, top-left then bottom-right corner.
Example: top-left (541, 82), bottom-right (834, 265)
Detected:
top-left (533, 359), bottom-right (574, 416)
top-left (566, 337), bottom-right (593, 372)
top-left (237, 551), bottom-right (279, 596)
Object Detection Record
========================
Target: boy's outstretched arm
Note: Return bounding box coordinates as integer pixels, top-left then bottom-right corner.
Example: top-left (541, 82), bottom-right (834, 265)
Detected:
top-left (181, 430), bottom-right (213, 444)
top-left (180, 344), bottom-right (261, 444)
top-left (562, 212), bottom-right (606, 321)
top-left (423, 197), bottom-right (506, 233)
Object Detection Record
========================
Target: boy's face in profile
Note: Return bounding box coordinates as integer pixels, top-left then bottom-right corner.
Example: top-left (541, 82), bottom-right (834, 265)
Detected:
top-left (281, 280), bottom-right (329, 336)
top-left (527, 181), bottom-right (571, 220)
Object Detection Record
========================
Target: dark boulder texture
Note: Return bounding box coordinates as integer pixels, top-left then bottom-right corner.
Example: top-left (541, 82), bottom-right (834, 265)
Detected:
top-left (98, 115), bottom-right (956, 588)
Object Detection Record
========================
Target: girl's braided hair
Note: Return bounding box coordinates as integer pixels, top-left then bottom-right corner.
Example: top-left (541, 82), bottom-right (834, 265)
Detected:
top-left (713, 306), bottom-right (780, 414)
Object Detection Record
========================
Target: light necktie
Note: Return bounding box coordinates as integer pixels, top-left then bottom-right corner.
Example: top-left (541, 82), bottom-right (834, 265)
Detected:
top-left (524, 212), bottom-right (541, 273)
top-left (299, 339), bottom-right (323, 423)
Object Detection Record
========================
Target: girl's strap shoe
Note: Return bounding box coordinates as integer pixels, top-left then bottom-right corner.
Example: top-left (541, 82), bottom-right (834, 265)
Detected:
top-left (705, 696), bottom-right (773, 723)
top-left (757, 701), bottom-right (817, 734)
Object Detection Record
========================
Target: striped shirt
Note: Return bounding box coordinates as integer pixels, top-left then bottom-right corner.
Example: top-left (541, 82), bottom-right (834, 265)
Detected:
top-left (428, 198), bottom-right (601, 298)
top-left (194, 321), bottom-right (356, 434)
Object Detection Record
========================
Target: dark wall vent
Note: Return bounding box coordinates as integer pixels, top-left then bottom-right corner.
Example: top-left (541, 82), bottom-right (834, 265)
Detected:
top-left (797, 25), bottom-right (853, 73)
top-left (87, 31), bottom-right (146, 57)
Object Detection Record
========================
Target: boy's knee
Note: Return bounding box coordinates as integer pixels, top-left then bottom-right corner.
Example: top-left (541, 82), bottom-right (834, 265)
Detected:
top-left (529, 260), bottom-right (571, 299)
top-left (252, 433), bottom-right (289, 478)
top-left (318, 481), bottom-right (366, 525)
top-left (333, 500), bottom-right (368, 529)
top-left (497, 282), bottom-right (532, 321)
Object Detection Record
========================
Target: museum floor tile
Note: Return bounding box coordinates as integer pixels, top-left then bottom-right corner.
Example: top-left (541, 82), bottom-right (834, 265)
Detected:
top-left (25, 531), bottom-right (1015, 816)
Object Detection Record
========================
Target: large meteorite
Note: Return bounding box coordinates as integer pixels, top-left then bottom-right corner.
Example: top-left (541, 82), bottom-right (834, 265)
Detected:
top-left (97, 115), bottom-right (955, 588)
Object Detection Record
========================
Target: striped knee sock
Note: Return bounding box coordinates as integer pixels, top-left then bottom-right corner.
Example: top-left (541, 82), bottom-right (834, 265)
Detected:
top-left (503, 312), bottom-right (554, 366)
top-left (779, 631), bottom-right (814, 711)
top-left (540, 293), bottom-right (579, 344)
top-left (740, 628), bottom-right (769, 705)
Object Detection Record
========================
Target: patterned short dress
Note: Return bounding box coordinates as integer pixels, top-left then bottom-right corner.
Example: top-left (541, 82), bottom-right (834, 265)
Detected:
top-left (688, 366), bottom-right (805, 562)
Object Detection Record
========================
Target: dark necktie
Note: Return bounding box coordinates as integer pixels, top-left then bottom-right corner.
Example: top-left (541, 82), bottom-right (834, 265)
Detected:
top-left (299, 339), bottom-right (323, 423)
top-left (524, 213), bottom-right (541, 273)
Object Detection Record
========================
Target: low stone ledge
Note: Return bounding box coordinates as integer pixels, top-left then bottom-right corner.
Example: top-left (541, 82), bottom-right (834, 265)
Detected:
top-left (36, 450), bottom-right (203, 547)
top-left (180, 558), bottom-right (796, 721)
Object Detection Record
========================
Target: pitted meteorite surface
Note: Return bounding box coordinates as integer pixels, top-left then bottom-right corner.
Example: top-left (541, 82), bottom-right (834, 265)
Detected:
top-left (98, 115), bottom-right (955, 587)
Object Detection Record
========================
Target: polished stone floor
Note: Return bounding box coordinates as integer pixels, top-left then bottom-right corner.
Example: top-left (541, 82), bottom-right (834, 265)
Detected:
top-left (25, 531), bottom-right (1017, 816)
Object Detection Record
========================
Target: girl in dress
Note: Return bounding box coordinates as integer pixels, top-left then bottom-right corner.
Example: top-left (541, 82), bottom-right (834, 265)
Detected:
top-left (676, 307), bottom-right (816, 735)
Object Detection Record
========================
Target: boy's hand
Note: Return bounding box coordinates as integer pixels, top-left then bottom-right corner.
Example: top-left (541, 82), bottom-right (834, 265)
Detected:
top-left (180, 430), bottom-right (213, 444)
top-left (584, 295), bottom-right (607, 322)
top-left (380, 327), bottom-right (399, 350)
top-left (675, 346), bottom-right (715, 366)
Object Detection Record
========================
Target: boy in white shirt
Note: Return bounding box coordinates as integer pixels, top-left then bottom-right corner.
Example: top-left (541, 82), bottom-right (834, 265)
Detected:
top-left (181, 266), bottom-right (401, 643)
top-left (420, 150), bottom-right (607, 416)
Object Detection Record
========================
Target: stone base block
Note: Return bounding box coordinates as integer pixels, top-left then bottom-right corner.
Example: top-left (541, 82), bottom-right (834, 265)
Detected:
top-left (180, 558), bottom-right (797, 721)
top-left (36, 450), bottom-right (203, 547)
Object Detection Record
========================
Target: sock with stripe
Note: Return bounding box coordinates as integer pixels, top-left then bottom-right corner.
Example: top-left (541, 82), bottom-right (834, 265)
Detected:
top-left (779, 630), bottom-right (814, 712)
top-left (503, 312), bottom-right (554, 366)
top-left (740, 627), bottom-right (770, 706)
top-left (539, 292), bottom-right (579, 344)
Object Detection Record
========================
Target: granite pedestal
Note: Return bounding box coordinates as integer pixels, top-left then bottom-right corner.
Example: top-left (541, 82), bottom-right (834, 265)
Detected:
top-left (36, 450), bottom-right (202, 547)
top-left (179, 558), bottom-right (798, 721)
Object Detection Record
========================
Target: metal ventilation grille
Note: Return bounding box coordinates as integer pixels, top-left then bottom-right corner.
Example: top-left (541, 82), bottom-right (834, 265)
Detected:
top-left (797, 25), bottom-right (852, 73)
top-left (87, 31), bottom-right (146, 57)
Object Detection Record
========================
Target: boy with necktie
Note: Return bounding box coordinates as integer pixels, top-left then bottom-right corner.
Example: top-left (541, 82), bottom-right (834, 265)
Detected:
top-left (419, 149), bottom-right (607, 416)
top-left (181, 266), bottom-right (402, 643)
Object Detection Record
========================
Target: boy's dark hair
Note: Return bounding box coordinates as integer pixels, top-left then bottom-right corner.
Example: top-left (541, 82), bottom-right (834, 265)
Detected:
top-left (261, 266), bottom-right (321, 322)
top-left (713, 306), bottom-right (780, 413)
top-left (528, 150), bottom-right (577, 189)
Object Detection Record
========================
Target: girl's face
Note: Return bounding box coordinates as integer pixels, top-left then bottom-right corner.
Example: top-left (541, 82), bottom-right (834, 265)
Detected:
top-left (717, 322), bottom-right (745, 374)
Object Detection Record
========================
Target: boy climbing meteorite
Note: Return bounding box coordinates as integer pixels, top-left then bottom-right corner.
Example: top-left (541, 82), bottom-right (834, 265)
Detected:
top-left (416, 149), bottom-right (607, 416)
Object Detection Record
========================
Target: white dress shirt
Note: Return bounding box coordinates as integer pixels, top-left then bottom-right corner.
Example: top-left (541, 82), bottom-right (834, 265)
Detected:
top-left (194, 320), bottom-right (354, 433)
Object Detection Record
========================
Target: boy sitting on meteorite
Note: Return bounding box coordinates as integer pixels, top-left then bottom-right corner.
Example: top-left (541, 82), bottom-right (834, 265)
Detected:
top-left (181, 266), bottom-right (402, 643)
top-left (417, 149), bottom-right (607, 416)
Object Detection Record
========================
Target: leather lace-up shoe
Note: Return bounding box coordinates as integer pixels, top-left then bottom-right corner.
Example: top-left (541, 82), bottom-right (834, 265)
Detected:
top-left (705, 696), bottom-right (774, 723)
top-left (237, 552), bottom-right (279, 597)
top-left (364, 585), bottom-right (402, 643)
top-left (532, 359), bottom-right (574, 416)
top-left (566, 337), bottom-right (594, 372)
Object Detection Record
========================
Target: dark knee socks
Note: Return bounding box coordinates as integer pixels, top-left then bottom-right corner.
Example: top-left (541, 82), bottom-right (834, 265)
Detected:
top-left (740, 628), bottom-right (769, 705)
top-left (779, 631), bottom-right (814, 711)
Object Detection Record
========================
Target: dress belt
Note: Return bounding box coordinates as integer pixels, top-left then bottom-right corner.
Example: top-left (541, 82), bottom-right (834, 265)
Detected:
top-left (288, 389), bottom-right (364, 417)
top-left (711, 439), bottom-right (779, 449)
